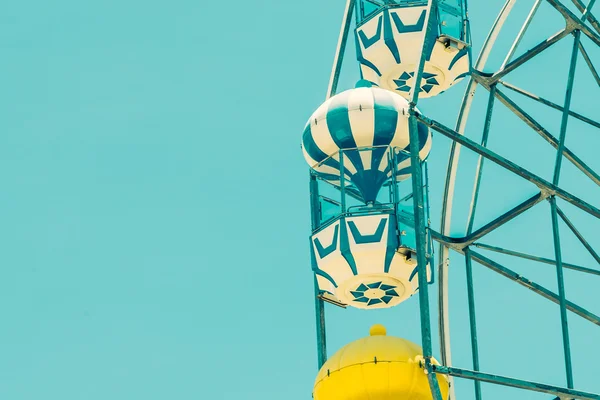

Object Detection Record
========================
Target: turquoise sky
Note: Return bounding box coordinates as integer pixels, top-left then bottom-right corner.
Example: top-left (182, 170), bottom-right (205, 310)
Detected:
top-left (1, 1), bottom-right (599, 399)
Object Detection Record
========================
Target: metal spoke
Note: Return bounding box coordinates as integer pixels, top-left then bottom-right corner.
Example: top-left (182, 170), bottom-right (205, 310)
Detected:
top-left (549, 31), bottom-right (581, 388)
top-left (579, 41), bottom-right (600, 86)
top-left (583, 0), bottom-right (597, 22)
top-left (479, 80), bottom-right (600, 186)
top-left (432, 365), bottom-right (600, 400)
top-left (326, 0), bottom-right (356, 99)
top-left (409, 2), bottom-right (444, 399)
top-left (464, 248), bottom-right (482, 400)
top-left (500, 0), bottom-right (542, 69)
top-left (401, 192), bottom-right (545, 249)
top-left (489, 28), bottom-right (571, 83)
top-left (556, 204), bottom-right (600, 264)
top-left (468, 250), bottom-right (600, 327)
top-left (499, 80), bottom-right (600, 130)
top-left (550, 197), bottom-right (575, 388)
top-left (415, 112), bottom-right (600, 219)
top-left (570, 0), bottom-right (600, 34)
top-left (473, 242), bottom-right (600, 276)
top-left (466, 85), bottom-right (497, 235)
top-left (546, 0), bottom-right (600, 46)
top-left (309, 174), bottom-right (327, 368)
top-left (464, 192), bottom-right (546, 246)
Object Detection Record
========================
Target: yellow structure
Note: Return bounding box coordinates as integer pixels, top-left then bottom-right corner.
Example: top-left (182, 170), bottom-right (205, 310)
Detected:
top-left (313, 325), bottom-right (449, 400)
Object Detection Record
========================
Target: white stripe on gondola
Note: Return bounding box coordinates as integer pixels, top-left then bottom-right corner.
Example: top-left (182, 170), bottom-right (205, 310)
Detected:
top-left (302, 85), bottom-right (432, 200)
top-left (347, 88), bottom-right (375, 170)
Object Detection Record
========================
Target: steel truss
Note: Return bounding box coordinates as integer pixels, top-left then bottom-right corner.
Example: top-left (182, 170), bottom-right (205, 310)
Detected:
top-left (309, 0), bottom-right (600, 399)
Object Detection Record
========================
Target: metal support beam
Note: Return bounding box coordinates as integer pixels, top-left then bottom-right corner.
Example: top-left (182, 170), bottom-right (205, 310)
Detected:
top-left (500, 0), bottom-right (542, 69)
top-left (469, 250), bottom-right (600, 327)
top-left (550, 197), bottom-right (575, 388)
top-left (549, 31), bottom-right (580, 388)
top-left (582, 0), bottom-right (598, 21)
top-left (425, 232), bottom-right (600, 326)
top-left (465, 192), bottom-right (546, 247)
top-left (464, 248), bottom-right (482, 400)
top-left (309, 174), bottom-right (327, 368)
top-left (402, 192), bottom-right (545, 250)
top-left (466, 85), bottom-right (497, 235)
top-left (553, 30), bottom-right (581, 185)
top-left (579, 42), bottom-right (600, 86)
top-left (473, 242), bottom-right (600, 276)
top-left (326, 0), bottom-right (356, 99)
top-left (415, 113), bottom-right (600, 219)
top-left (570, 0), bottom-right (600, 34)
top-left (556, 204), bottom-right (600, 265)
top-left (474, 78), bottom-right (600, 186)
top-left (546, 0), bottom-right (600, 46)
top-left (409, 2), bottom-right (443, 399)
top-left (489, 28), bottom-right (571, 83)
top-left (499, 80), bottom-right (600, 130)
top-left (431, 365), bottom-right (600, 400)
top-left (438, 2), bottom-right (518, 381)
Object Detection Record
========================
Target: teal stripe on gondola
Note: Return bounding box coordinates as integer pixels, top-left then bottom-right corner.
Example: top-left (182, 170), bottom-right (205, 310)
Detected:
top-left (302, 124), bottom-right (329, 163)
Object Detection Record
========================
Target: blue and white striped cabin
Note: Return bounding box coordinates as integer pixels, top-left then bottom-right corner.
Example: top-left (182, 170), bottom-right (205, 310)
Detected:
top-left (354, 0), bottom-right (471, 98)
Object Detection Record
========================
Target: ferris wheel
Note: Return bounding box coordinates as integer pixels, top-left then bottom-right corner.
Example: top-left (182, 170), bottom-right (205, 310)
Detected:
top-left (300, 0), bottom-right (600, 399)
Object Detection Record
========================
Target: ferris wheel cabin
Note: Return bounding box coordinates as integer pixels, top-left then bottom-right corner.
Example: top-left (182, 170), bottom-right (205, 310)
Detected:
top-left (355, 0), bottom-right (471, 98)
top-left (303, 84), bottom-right (434, 310)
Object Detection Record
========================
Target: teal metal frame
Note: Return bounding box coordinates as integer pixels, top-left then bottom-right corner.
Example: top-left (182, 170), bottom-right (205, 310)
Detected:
top-left (307, 0), bottom-right (600, 399)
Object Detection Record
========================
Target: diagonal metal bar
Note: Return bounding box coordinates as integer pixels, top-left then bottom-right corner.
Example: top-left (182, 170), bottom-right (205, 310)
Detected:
top-left (438, 2), bottom-right (518, 383)
top-left (479, 80), bottom-right (600, 186)
top-left (414, 112), bottom-right (600, 219)
top-left (550, 197), bottom-right (575, 387)
top-left (553, 30), bottom-right (580, 185)
top-left (582, 0), bottom-right (598, 22)
top-left (546, 0), bottom-right (600, 46)
top-left (466, 85), bottom-right (497, 235)
top-left (309, 174), bottom-right (327, 368)
top-left (432, 365), bottom-right (600, 400)
top-left (326, 0), bottom-right (355, 99)
top-left (429, 230), bottom-right (600, 327)
top-left (500, 0), bottom-right (542, 70)
top-left (469, 250), bottom-right (600, 326)
top-left (473, 242), bottom-right (600, 276)
top-left (556, 204), bottom-right (600, 265)
top-left (401, 192), bottom-right (546, 249)
top-left (579, 41), bottom-right (600, 86)
top-left (549, 31), bottom-right (580, 388)
top-left (438, 0), bottom-right (516, 382)
top-left (499, 80), bottom-right (600, 130)
top-left (408, 1), bottom-right (443, 399)
top-left (464, 248), bottom-right (482, 400)
top-left (570, 0), bottom-right (600, 34)
top-left (489, 28), bottom-right (571, 83)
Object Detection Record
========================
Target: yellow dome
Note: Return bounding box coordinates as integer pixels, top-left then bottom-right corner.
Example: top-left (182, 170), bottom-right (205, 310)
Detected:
top-left (313, 325), bottom-right (449, 400)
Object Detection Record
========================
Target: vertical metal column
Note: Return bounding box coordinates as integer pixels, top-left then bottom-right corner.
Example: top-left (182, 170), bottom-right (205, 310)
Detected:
top-left (464, 248), bottom-right (482, 400)
top-left (327, 0), bottom-right (356, 99)
top-left (408, 1), bottom-right (443, 399)
top-left (309, 173), bottom-right (327, 369)
top-left (460, 85), bottom-right (496, 400)
top-left (549, 29), bottom-right (580, 389)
